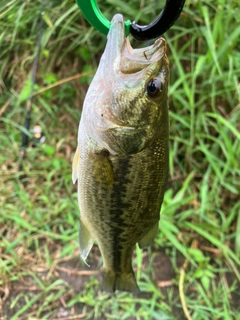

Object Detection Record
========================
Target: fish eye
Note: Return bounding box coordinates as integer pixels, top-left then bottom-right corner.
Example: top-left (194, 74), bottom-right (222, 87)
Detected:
top-left (147, 78), bottom-right (162, 97)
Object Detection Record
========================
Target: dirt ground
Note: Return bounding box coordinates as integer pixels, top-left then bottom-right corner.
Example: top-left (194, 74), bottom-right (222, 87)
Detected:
top-left (1, 245), bottom-right (239, 320)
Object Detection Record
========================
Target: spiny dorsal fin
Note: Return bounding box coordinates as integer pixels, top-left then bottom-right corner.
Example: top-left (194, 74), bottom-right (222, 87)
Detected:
top-left (72, 146), bottom-right (80, 184)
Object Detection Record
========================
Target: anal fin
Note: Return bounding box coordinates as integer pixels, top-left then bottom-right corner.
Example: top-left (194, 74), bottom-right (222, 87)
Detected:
top-left (138, 221), bottom-right (159, 249)
top-left (79, 219), bottom-right (94, 265)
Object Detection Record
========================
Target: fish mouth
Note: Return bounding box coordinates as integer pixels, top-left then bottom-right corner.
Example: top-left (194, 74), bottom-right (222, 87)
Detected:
top-left (107, 14), bottom-right (165, 75)
top-left (120, 38), bottom-right (165, 75)
top-left (125, 37), bottom-right (165, 62)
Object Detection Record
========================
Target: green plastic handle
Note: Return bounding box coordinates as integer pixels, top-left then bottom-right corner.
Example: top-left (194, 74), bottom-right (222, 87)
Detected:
top-left (76, 0), bottom-right (131, 36)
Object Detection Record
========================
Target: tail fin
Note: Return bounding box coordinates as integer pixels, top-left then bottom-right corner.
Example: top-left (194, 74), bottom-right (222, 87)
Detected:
top-left (102, 269), bottom-right (140, 294)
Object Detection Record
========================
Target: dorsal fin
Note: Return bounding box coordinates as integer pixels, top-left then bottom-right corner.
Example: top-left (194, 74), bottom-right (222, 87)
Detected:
top-left (72, 146), bottom-right (80, 184)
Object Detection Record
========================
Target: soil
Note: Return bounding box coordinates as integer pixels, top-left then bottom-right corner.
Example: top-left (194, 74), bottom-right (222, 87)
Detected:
top-left (1, 245), bottom-right (239, 320)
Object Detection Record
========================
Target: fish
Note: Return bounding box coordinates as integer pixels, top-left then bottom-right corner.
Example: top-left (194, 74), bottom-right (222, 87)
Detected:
top-left (72, 13), bottom-right (169, 293)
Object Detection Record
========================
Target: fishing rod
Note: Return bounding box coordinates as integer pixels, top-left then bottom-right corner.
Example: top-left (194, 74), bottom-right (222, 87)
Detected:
top-left (19, 6), bottom-right (45, 174)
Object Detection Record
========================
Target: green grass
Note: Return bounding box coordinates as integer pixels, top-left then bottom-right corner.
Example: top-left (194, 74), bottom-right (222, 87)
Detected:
top-left (0, 0), bottom-right (240, 319)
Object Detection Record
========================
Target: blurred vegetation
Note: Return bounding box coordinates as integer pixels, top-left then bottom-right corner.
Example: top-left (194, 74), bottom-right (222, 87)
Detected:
top-left (0, 0), bottom-right (240, 319)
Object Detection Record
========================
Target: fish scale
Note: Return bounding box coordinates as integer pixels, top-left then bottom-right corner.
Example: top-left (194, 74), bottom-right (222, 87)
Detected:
top-left (72, 13), bottom-right (169, 293)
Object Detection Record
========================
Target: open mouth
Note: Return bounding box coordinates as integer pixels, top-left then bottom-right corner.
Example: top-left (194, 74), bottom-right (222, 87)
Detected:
top-left (120, 37), bottom-right (165, 74)
top-left (103, 14), bottom-right (166, 78)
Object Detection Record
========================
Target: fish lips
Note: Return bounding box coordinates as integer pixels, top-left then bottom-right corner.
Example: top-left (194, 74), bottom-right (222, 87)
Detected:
top-left (105, 14), bottom-right (166, 77)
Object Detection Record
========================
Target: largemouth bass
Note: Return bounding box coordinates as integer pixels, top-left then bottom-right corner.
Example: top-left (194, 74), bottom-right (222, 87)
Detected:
top-left (72, 14), bottom-right (169, 293)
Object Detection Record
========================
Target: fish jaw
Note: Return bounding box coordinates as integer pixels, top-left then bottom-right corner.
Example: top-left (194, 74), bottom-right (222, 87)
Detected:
top-left (77, 14), bottom-right (126, 155)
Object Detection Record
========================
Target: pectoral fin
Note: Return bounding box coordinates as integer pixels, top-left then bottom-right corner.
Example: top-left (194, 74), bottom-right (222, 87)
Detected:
top-left (72, 146), bottom-right (80, 184)
top-left (90, 150), bottom-right (114, 186)
top-left (138, 221), bottom-right (158, 248)
top-left (79, 219), bottom-right (94, 265)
